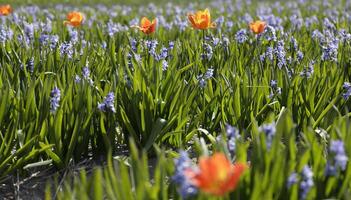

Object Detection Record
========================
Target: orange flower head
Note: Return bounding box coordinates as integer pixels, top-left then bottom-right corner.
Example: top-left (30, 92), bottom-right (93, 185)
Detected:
top-left (132, 17), bottom-right (157, 35)
top-left (0, 4), bottom-right (12, 16)
top-left (64, 11), bottom-right (84, 27)
top-left (249, 20), bottom-right (266, 34)
top-left (189, 153), bottom-right (247, 196)
top-left (188, 8), bottom-right (216, 30)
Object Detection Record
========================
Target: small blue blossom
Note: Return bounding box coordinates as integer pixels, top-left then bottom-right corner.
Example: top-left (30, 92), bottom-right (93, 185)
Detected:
top-left (266, 47), bottom-right (274, 62)
top-left (82, 67), bottom-right (90, 79)
top-left (201, 43), bottom-right (213, 60)
top-left (98, 92), bottom-right (116, 113)
top-left (290, 36), bottom-right (298, 51)
top-left (321, 39), bottom-right (339, 62)
top-left (26, 57), bottom-right (34, 73)
top-left (197, 75), bottom-right (207, 88)
top-left (297, 51), bottom-right (304, 62)
top-left (329, 140), bottom-right (348, 171)
top-left (172, 151), bottom-right (198, 198)
top-left (0, 26), bottom-right (13, 43)
top-left (158, 47), bottom-right (168, 61)
top-left (59, 42), bottom-right (74, 58)
top-left (235, 29), bottom-right (248, 44)
top-left (269, 80), bottom-right (281, 98)
top-left (162, 60), bottom-right (168, 71)
top-left (263, 25), bottom-right (277, 42)
top-left (169, 41), bottom-right (175, 50)
top-left (50, 87), bottom-right (61, 113)
top-left (287, 172), bottom-right (298, 188)
top-left (130, 38), bottom-right (137, 52)
top-left (204, 68), bottom-right (214, 79)
top-left (275, 40), bottom-right (287, 69)
top-left (259, 122), bottom-right (276, 149)
top-left (300, 61), bottom-right (314, 78)
top-left (74, 75), bottom-right (81, 83)
top-left (225, 124), bottom-right (240, 152)
top-left (300, 165), bottom-right (313, 200)
top-left (342, 82), bottom-right (351, 100)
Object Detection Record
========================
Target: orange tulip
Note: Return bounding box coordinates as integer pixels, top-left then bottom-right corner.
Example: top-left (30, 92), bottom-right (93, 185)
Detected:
top-left (64, 11), bottom-right (84, 27)
top-left (188, 8), bottom-right (216, 30)
top-left (249, 20), bottom-right (266, 34)
top-left (189, 153), bottom-right (247, 196)
top-left (0, 4), bottom-right (12, 16)
top-left (132, 17), bottom-right (157, 35)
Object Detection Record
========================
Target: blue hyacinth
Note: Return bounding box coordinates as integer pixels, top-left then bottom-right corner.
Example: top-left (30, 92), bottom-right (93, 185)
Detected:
top-left (225, 124), bottom-right (240, 152)
top-left (50, 87), bottom-right (61, 113)
top-left (98, 92), bottom-right (116, 113)
top-left (300, 165), bottom-right (313, 200)
top-left (259, 122), bottom-right (276, 149)
top-left (326, 140), bottom-right (348, 175)
top-left (172, 151), bottom-right (198, 199)
top-left (286, 172), bottom-right (298, 188)
top-left (235, 29), bottom-right (248, 44)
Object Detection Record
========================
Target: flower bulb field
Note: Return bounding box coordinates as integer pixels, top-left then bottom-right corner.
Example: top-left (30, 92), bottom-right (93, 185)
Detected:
top-left (0, 0), bottom-right (351, 199)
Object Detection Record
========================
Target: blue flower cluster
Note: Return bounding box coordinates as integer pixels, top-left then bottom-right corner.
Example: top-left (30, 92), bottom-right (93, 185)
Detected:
top-left (326, 140), bottom-right (348, 176)
top-left (98, 92), bottom-right (116, 113)
top-left (259, 122), bottom-right (276, 149)
top-left (172, 151), bottom-right (198, 198)
top-left (50, 87), bottom-right (61, 113)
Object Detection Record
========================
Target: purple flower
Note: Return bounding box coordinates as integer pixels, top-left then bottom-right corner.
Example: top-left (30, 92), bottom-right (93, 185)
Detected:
top-left (342, 82), bottom-right (351, 100)
top-left (300, 61), bottom-right (314, 78)
top-left (172, 151), bottom-right (198, 198)
top-left (297, 51), bottom-right (304, 62)
top-left (260, 54), bottom-right (266, 62)
top-left (275, 40), bottom-right (286, 69)
top-left (197, 75), bottom-right (207, 88)
top-left (259, 122), bottom-right (276, 149)
top-left (312, 30), bottom-right (324, 42)
top-left (161, 60), bottom-right (168, 71)
top-left (287, 172), bottom-right (298, 188)
top-left (323, 18), bottom-right (336, 30)
top-left (74, 75), bottom-right (81, 83)
top-left (213, 37), bottom-right (220, 46)
top-left (107, 20), bottom-right (128, 36)
top-left (68, 28), bottom-right (79, 44)
top-left (225, 124), bottom-right (240, 152)
top-left (290, 36), bottom-right (298, 51)
top-left (26, 57), bottom-right (34, 73)
top-left (321, 39), bottom-right (339, 62)
top-left (0, 26), bottom-right (13, 43)
top-left (204, 68), bottom-right (214, 79)
top-left (265, 47), bottom-right (274, 62)
top-left (329, 140), bottom-right (348, 171)
top-left (130, 38), bottom-right (137, 52)
top-left (269, 80), bottom-right (281, 98)
top-left (145, 40), bottom-right (158, 57)
top-left (24, 22), bottom-right (35, 40)
top-left (290, 15), bottom-right (303, 30)
top-left (300, 166), bottom-right (313, 200)
top-left (82, 67), bottom-right (90, 79)
top-left (158, 47), bottom-right (168, 61)
top-left (263, 25), bottom-right (277, 42)
top-left (59, 42), bottom-right (74, 58)
top-left (169, 41), bottom-right (175, 50)
top-left (201, 43), bottom-right (213, 60)
top-left (235, 29), bottom-right (248, 44)
top-left (98, 92), bottom-right (116, 113)
top-left (50, 87), bottom-right (61, 113)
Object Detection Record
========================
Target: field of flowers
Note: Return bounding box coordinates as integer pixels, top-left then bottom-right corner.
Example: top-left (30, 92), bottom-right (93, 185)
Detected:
top-left (0, 0), bottom-right (351, 199)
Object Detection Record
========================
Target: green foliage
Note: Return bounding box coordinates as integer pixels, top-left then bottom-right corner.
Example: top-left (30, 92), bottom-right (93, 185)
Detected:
top-left (0, 0), bottom-right (351, 199)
